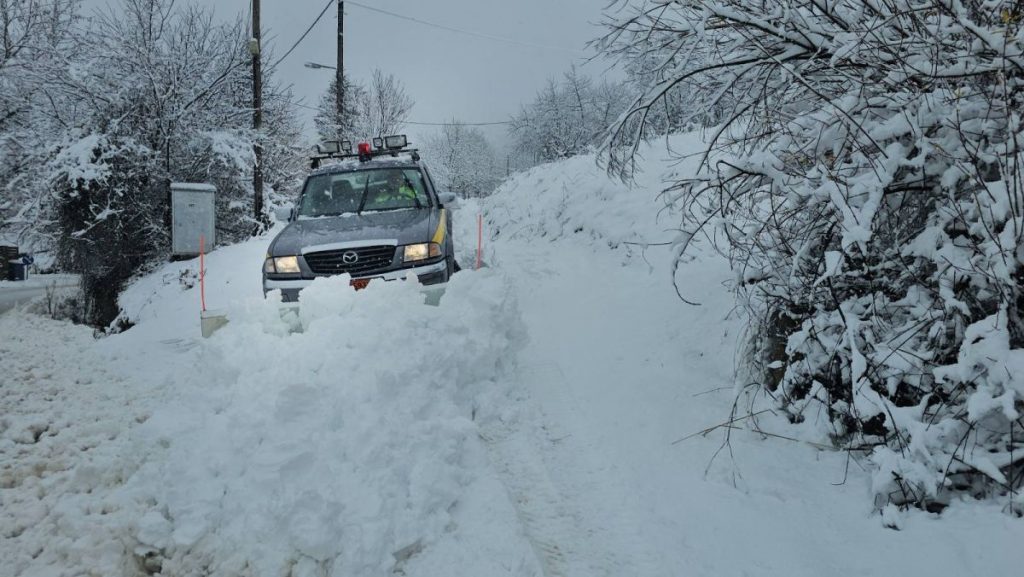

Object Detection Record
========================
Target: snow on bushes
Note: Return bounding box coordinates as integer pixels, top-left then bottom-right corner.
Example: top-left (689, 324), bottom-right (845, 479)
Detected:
top-left (601, 1), bottom-right (1024, 512)
top-left (1, 0), bottom-right (307, 326)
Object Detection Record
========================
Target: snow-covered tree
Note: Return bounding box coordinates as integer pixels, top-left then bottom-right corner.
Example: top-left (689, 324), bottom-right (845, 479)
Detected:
top-left (362, 69), bottom-right (413, 139)
top-left (601, 0), bottom-right (1024, 512)
top-left (0, 0), bottom-right (306, 325)
top-left (313, 68), bottom-right (413, 143)
top-left (0, 0), bottom-right (79, 252)
top-left (423, 122), bottom-right (501, 197)
top-left (510, 67), bottom-right (631, 165)
top-left (313, 74), bottom-right (368, 143)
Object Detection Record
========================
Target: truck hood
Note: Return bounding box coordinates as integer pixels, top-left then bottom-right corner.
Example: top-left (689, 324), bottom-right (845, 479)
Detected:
top-left (268, 209), bottom-right (433, 256)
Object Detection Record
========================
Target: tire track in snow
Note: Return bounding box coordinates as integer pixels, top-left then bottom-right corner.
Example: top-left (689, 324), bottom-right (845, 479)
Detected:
top-left (480, 360), bottom-right (670, 577)
top-left (479, 415), bottom-right (573, 577)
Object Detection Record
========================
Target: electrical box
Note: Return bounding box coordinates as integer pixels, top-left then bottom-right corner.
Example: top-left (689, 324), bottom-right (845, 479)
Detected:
top-left (171, 183), bottom-right (216, 257)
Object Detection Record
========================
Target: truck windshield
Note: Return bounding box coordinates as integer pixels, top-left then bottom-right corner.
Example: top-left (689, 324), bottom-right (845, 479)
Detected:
top-left (297, 168), bottom-right (430, 217)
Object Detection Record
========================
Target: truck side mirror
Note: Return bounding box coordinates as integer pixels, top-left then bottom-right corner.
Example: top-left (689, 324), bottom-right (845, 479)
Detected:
top-left (438, 192), bottom-right (457, 206)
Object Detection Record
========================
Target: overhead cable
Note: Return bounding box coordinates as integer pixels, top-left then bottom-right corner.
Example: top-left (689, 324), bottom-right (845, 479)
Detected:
top-left (271, 0), bottom-right (335, 69)
top-left (346, 0), bottom-right (584, 55)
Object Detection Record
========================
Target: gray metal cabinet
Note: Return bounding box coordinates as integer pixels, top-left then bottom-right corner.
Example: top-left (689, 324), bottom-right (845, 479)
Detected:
top-left (171, 183), bottom-right (216, 257)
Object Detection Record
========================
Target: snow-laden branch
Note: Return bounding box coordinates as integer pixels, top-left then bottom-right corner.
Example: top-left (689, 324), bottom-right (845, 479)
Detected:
top-left (601, 0), bottom-right (1024, 513)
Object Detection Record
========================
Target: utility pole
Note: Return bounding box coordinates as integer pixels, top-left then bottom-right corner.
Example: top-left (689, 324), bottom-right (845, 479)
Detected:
top-left (251, 0), bottom-right (265, 233)
top-left (336, 1), bottom-right (345, 137)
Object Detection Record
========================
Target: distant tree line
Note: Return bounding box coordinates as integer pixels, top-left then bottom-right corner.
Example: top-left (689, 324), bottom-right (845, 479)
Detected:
top-left (423, 122), bottom-right (500, 198)
top-left (510, 67), bottom-right (632, 165)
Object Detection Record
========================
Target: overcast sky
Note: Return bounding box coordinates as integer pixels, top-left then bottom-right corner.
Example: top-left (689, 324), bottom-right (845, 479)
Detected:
top-left (211, 0), bottom-right (615, 147)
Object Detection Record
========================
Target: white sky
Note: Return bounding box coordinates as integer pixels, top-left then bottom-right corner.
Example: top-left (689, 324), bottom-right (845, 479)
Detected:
top-left (216, 0), bottom-right (615, 147)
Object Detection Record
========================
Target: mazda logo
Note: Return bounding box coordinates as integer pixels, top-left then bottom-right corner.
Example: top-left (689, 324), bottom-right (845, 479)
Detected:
top-left (342, 251), bottom-right (359, 264)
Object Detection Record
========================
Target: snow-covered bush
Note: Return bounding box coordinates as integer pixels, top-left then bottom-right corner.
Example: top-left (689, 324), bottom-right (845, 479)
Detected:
top-left (52, 134), bottom-right (159, 325)
top-left (602, 1), bottom-right (1024, 512)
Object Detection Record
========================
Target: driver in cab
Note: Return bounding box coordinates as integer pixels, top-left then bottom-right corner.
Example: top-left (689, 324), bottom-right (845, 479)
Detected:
top-left (373, 172), bottom-right (418, 206)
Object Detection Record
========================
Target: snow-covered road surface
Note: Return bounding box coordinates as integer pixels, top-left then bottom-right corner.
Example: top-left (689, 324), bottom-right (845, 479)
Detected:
top-left (0, 274), bottom-right (79, 313)
top-left (1, 233), bottom-right (547, 576)
top-left (2, 134), bottom-right (1020, 576)
top-left (484, 238), bottom-right (1021, 577)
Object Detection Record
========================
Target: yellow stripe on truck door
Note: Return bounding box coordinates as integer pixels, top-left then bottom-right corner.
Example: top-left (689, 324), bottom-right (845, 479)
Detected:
top-left (432, 209), bottom-right (447, 244)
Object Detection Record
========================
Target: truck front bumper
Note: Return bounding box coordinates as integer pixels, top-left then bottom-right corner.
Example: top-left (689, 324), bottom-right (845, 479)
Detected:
top-left (263, 260), bottom-right (448, 302)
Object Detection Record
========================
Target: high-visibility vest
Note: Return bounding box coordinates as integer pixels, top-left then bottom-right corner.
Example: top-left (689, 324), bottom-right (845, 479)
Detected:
top-left (375, 184), bottom-right (416, 203)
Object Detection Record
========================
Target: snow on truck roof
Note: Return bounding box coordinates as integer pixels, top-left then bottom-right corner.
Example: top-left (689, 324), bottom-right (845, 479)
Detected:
top-left (308, 154), bottom-right (422, 177)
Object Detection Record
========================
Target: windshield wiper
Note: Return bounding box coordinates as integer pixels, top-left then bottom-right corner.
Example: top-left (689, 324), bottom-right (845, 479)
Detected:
top-left (356, 178), bottom-right (370, 214)
top-left (402, 176), bottom-right (424, 209)
top-left (361, 206), bottom-right (416, 213)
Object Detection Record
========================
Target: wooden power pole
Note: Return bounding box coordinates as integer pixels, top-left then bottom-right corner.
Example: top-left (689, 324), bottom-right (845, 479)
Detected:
top-left (251, 0), bottom-right (265, 232)
top-left (336, 1), bottom-right (345, 136)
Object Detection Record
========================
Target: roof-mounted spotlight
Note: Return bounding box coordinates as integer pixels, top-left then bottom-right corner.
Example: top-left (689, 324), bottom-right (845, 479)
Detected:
top-left (316, 141), bottom-right (341, 155)
top-left (384, 135), bottom-right (408, 150)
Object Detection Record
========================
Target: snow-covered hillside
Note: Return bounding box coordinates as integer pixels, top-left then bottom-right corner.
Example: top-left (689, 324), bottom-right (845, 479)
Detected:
top-left (1, 133), bottom-right (1019, 577)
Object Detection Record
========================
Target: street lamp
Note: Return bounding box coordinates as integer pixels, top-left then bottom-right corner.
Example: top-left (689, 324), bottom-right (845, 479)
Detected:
top-left (304, 61), bottom-right (336, 70)
top-left (306, 59), bottom-right (343, 140)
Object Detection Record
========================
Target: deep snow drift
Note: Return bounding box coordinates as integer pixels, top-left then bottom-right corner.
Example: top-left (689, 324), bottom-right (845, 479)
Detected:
top-left (3, 245), bottom-right (542, 575)
top-left (473, 133), bottom-right (1021, 576)
top-left (1, 132), bottom-right (1020, 577)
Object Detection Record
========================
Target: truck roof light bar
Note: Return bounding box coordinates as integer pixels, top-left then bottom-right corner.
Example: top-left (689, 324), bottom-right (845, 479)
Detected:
top-left (309, 135), bottom-right (418, 168)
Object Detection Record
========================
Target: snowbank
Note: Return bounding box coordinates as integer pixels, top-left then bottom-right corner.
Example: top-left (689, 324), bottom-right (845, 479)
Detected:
top-left (117, 271), bottom-right (535, 576)
top-left (469, 132), bottom-right (1021, 576)
top-left (4, 230), bottom-right (540, 576)
top-left (484, 134), bottom-right (700, 253)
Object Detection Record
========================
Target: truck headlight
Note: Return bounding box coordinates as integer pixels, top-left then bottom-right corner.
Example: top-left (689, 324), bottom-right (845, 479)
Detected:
top-left (403, 243), bottom-right (442, 262)
top-left (264, 255), bottom-right (300, 274)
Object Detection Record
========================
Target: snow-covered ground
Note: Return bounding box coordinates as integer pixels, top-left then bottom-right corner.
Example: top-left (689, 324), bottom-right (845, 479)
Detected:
top-left (1, 133), bottom-right (1020, 576)
top-left (3, 239), bottom-right (541, 575)
top-left (0, 274), bottom-right (79, 313)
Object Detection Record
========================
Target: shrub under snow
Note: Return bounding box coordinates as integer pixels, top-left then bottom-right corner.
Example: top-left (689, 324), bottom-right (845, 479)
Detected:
top-left (602, 0), bottom-right (1024, 512)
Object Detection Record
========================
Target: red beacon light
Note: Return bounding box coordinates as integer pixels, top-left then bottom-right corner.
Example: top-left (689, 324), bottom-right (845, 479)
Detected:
top-left (357, 141), bottom-right (372, 161)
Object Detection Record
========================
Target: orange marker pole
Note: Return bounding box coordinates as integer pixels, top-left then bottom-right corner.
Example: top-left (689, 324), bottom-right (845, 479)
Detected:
top-left (199, 234), bottom-right (207, 312)
top-left (476, 214), bottom-right (483, 270)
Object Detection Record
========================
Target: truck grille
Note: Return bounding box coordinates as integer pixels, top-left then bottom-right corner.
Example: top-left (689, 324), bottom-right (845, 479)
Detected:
top-left (304, 245), bottom-right (396, 276)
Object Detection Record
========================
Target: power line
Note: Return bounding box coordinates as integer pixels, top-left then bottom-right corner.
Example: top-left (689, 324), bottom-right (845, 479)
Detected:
top-left (271, 0), bottom-right (334, 69)
top-left (405, 120), bottom-right (511, 127)
top-left (346, 0), bottom-right (584, 55)
top-left (292, 101), bottom-right (510, 126)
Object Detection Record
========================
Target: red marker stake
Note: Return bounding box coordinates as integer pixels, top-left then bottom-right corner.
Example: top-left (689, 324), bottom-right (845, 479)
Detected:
top-left (199, 234), bottom-right (207, 312)
top-left (476, 214), bottom-right (483, 270)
